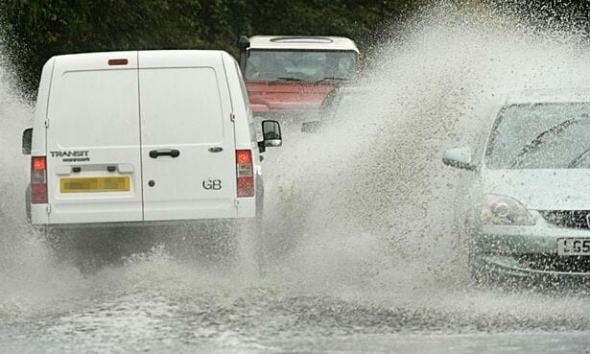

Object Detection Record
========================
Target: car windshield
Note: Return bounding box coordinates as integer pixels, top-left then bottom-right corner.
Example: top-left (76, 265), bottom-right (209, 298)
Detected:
top-left (486, 103), bottom-right (590, 169)
top-left (244, 50), bottom-right (358, 82)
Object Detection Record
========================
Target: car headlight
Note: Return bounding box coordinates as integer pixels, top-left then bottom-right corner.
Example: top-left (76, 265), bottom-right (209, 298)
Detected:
top-left (480, 194), bottom-right (536, 226)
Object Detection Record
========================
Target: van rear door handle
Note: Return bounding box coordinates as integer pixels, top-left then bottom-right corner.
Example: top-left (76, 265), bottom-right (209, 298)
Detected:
top-left (149, 149), bottom-right (180, 158)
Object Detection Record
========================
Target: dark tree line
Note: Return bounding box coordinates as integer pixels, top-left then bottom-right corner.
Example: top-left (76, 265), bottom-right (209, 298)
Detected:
top-left (3, 0), bottom-right (590, 97)
top-left (0, 0), bottom-right (425, 97)
top-left (487, 0), bottom-right (590, 33)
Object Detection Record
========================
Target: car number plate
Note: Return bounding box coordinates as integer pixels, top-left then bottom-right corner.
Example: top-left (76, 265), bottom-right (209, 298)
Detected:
top-left (60, 176), bottom-right (130, 193)
top-left (557, 238), bottom-right (590, 256)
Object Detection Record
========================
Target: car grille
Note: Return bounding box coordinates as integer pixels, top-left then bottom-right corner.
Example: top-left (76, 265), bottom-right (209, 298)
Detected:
top-left (539, 210), bottom-right (590, 229)
top-left (516, 253), bottom-right (590, 273)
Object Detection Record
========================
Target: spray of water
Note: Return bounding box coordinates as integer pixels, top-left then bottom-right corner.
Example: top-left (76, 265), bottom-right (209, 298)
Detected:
top-left (2, 4), bottom-right (590, 340)
top-left (257, 3), bottom-right (590, 318)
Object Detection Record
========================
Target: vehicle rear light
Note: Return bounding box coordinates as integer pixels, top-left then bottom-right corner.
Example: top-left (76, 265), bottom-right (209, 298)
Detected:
top-left (236, 150), bottom-right (254, 197)
top-left (31, 184), bottom-right (48, 204)
top-left (108, 58), bottom-right (128, 66)
top-left (31, 156), bottom-right (47, 204)
top-left (32, 156), bottom-right (46, 170)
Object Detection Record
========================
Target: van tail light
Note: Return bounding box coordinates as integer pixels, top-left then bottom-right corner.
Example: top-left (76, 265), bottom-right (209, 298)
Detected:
top-left (236, 150), bottom-right (254, 197)
top-left (31, 156), bottom-right (47, 204)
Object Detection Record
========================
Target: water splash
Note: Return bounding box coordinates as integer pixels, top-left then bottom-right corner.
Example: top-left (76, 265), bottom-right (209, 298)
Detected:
top-left (2, 5), bottom-right (590, 344)
top-left (261, 4), bottom-right (590, 296)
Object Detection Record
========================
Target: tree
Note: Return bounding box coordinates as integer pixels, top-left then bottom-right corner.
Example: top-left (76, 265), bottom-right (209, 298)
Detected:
top-left (0, 0), bottom-right (427, 96)
top-left (0, 0), bottom-right (205, 96)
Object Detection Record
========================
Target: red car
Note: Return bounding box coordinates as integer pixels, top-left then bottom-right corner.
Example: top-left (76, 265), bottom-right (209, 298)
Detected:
top-left (237, 35), bottom-right (361, 124)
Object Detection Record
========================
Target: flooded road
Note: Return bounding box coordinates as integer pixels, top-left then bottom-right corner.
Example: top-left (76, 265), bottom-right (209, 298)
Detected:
top-left (3, 7), bottom-right (590, 353)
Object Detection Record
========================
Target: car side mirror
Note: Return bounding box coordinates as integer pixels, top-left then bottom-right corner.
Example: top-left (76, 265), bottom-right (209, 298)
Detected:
top-left (301, 121), bottom-right (322, 133)
top-left (22, 128), bottom-right (32, 155)
top-left (443, 147), bottom-right (476, 171)
top-left (261, 120), bottom-right (282, 149)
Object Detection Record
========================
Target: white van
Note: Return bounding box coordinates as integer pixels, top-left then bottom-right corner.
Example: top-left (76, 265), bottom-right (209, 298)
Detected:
top-left (22, 50), bottom-right (282, 238)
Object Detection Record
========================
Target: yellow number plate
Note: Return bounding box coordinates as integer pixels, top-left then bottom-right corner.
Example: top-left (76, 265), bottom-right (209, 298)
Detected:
top-left (60, 177), bottom-right (130, 193)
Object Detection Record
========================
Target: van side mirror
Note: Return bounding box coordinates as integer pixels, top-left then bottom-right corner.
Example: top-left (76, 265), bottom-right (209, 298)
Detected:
top-left (22, 128), bottom-right (32, 155)
top-left (442, 147), bottom-right (476, 171)
top-left (258, 120), bottom-right (282, 152)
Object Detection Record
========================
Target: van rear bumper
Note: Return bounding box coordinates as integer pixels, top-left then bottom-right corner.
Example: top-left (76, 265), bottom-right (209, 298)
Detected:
top-left (32, 217), bottom-right (256, 233)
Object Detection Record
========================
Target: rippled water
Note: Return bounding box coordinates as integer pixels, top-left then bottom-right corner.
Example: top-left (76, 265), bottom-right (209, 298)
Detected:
top-left (2, 5), bottom-right (590, 353)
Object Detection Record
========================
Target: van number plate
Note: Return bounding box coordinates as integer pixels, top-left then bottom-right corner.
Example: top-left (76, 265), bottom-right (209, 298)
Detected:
top-left (60, 177), bottom-right (130, 193)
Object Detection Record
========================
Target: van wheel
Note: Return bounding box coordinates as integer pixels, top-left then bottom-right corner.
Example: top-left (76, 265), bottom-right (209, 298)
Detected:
top-left (234, 217), bottom-right (267, 276)
top-left (181, 221), bottom-right (239, 268)
top-left (44, 229), bottom-right (97, 274)
top-left (253, 178), bottom-right (267, 276)
top-left (252, 216), bottom-right (268, 276)
top-left (45, 228), bottom-right (152, 274)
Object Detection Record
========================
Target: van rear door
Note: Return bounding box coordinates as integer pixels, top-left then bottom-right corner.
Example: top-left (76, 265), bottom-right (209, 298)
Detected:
top-left (46, 52), bottom-right (143, 224)
top-left (138, 51), bottom-right (238, 221)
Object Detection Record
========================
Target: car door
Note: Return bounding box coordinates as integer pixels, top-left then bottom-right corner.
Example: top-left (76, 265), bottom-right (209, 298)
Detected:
top-left (138, 51), bottom-right (238, 221)
top-left (46, 52), bottom-right (143, 224)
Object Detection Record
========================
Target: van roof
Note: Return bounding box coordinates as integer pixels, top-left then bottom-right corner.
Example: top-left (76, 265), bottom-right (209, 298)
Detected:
top-left (248, 35), bottom-right (359, 52)
top-left (50, 50), bottom-right (235, 67)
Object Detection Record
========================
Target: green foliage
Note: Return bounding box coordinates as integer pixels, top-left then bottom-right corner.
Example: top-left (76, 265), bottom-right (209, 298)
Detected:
top-left (0, 0), bottom-right (425, 96)
top-left (483, 0), bottom-right (590, 33)
top-left (0, 0), bottom-right (205, 96)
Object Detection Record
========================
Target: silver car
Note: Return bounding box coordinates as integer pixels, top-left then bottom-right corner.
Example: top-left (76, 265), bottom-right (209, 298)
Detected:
top-left (443, 90), bottom-right (590, 283)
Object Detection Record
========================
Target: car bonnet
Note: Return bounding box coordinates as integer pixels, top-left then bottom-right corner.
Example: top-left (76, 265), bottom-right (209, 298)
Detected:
top-left (481, 168), bottom-right (590, 210)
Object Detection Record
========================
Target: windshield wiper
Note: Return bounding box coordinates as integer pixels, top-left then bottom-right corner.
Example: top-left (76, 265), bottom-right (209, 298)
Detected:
top-left (313, 77), bottom-right (348, 84)
top-left (269, 77), bottom-right (304, 83)
top-left (510, 116), bottom-right (588, 168)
